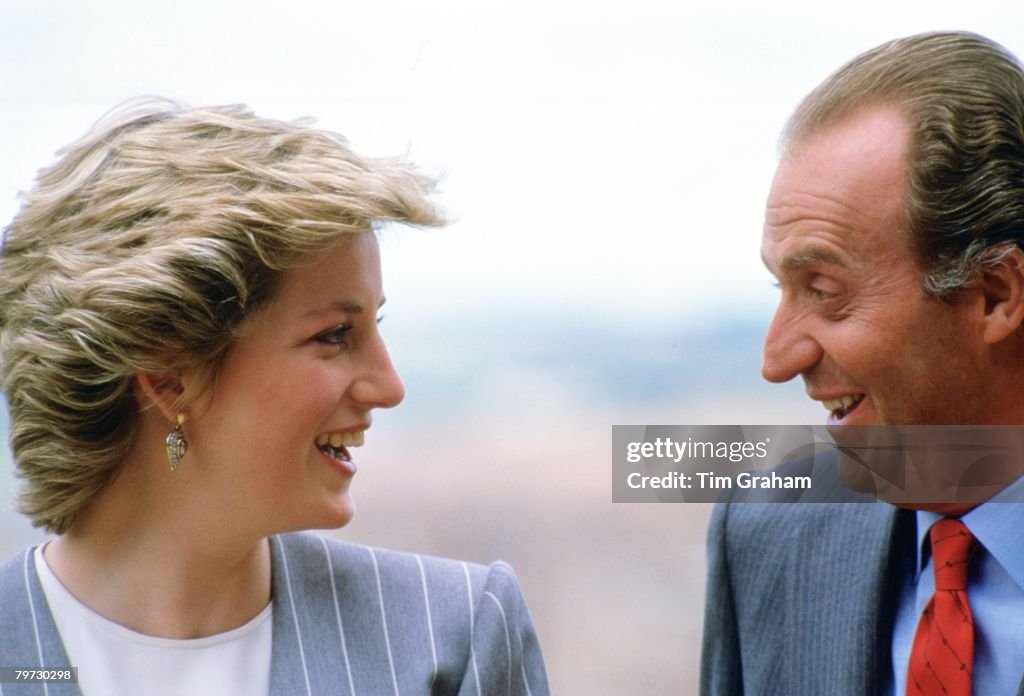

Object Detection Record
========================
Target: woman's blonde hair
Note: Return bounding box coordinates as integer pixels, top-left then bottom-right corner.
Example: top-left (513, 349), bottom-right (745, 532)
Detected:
top-left (0, 97), bottom-right (444, 533)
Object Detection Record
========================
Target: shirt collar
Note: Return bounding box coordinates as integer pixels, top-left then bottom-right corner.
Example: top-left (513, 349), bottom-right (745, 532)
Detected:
top-left (914, 473), bottom-right (1024, 590)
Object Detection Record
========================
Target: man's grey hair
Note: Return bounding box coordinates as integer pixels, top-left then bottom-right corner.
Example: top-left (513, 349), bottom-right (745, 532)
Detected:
top-left (783, 31), bottom-right (1024, 300)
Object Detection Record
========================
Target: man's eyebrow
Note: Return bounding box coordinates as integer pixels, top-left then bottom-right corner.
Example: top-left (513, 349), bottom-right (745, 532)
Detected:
top-left (303, 297), bottom-right (387, 317)
top-left (761, 247), bottom-right (848, 274)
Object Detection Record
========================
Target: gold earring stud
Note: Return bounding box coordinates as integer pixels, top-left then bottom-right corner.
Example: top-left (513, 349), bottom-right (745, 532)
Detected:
top-left (165, 413), bottom-right (188, 471)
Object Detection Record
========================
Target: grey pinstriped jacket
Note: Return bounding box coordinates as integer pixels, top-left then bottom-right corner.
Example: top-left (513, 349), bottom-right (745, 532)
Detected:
top-left (0, 532), bottom-right (550, 695)
top-left (700, 501), bottom-right (1024, 696)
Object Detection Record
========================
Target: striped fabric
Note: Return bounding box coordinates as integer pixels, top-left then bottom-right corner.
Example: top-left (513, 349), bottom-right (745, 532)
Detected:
top-left (0, 532), bottom-right (549, 696)
top-left (699, 501), bottom-right (1024, 696)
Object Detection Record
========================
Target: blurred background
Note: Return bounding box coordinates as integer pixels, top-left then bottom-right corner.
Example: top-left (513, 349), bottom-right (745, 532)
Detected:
top-left (1, 2), bottom-right (1021, 692)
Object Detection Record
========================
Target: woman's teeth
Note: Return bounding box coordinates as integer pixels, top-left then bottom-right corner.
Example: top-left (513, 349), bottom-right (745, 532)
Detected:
top-left (316, 431), bottom-right (365, 448)
top-left (316, 431), bottom-right (365, 461)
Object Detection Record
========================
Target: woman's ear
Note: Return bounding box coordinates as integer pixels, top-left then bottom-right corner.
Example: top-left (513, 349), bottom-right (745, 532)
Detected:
top-left (980, 247), bottom-right (1024, 345)
top-left (134, 373), bottom-right (184, 423)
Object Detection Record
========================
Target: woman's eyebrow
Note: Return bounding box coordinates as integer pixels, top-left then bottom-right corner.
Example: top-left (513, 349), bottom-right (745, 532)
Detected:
top-left (303, 297), bottom-right (387, 318)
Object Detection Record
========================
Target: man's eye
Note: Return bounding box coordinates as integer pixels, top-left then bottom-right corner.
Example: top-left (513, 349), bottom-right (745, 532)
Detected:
top-left (316, 324), bottom-right (353, 346)
top-left (807, 274), bottom-right (842, 300)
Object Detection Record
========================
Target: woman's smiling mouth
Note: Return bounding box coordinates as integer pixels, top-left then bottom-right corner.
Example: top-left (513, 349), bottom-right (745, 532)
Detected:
top-left (316, 430), bottom-right (365, 465)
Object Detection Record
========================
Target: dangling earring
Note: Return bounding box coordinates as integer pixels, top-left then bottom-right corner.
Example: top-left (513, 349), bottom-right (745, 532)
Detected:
top-left (165, 413), bottom-right (188, 471)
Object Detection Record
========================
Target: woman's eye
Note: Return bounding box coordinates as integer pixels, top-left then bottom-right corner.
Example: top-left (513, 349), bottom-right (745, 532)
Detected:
top-left (315, 324), bottom-right (353, 346)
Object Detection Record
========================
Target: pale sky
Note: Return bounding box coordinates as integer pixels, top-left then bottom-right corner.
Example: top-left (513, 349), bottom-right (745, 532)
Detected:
top-left (2, 0), bottom-right (1023, 329)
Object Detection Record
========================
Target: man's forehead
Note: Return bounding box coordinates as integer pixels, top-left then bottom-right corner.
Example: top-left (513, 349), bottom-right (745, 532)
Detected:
top-left (760, 106), bottom-right (913, 278)
top-left (770, 107), bottom-right (911, 201)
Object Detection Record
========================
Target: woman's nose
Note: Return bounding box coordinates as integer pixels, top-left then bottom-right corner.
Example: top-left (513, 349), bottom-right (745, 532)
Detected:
top-left (350, 334), bottom-right (405, 409)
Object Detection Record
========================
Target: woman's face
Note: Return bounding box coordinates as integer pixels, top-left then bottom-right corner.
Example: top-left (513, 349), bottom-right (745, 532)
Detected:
top-left (183, 233), bottom-right (404, 535)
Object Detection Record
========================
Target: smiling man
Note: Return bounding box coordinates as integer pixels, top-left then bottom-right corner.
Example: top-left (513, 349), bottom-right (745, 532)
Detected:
top-left (701, 32), bottom-right (1024, 696)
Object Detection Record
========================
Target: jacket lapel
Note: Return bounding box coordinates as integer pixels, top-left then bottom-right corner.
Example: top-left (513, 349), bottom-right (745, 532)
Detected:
top-left (268, 533), bottom-right (356, 696)
top-left (0, 548), bottom-right (81, 696)
top-left (268, 534), bottom-right (317, 696)
top-left (782, 504), bottom-right (910, 695)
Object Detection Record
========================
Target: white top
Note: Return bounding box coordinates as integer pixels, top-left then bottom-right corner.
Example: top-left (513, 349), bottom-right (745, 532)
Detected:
top-left (34, 544), bottom-right (272, 696)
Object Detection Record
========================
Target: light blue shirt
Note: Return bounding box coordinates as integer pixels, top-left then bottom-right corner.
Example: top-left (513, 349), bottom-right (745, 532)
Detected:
top-left (891, 476), bottom-right (1024, 695)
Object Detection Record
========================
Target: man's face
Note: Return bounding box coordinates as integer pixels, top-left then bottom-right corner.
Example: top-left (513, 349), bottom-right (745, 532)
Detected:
top-left (760, 105), bottom-right (993, 425)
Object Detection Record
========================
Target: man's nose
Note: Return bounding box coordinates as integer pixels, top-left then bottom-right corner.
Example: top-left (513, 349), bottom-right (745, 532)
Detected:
top-left (761, 302), bottom-right (823, 383)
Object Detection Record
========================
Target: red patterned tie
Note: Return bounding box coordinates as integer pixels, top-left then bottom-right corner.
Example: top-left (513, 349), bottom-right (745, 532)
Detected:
top-left (906, 518), bottom-right (976, 696)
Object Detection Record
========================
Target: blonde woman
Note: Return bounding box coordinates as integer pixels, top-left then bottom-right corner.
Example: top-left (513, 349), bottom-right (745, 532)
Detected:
top-left (0, 98), bottom-right (548, 696)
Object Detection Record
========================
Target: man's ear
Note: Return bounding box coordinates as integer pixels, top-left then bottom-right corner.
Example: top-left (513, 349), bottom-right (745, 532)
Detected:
top-left (135, 373), bottom-right (185, 423)
top-left (979, 246), bottom-right (1024, 345)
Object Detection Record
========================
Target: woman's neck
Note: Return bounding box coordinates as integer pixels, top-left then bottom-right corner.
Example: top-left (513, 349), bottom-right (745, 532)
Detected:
top-left (43, 494), bottom-right (272, 639)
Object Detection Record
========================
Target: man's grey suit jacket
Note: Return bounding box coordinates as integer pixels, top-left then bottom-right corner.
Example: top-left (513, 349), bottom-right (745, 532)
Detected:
top-left (700, 500), bottom-right (1024, 695)
top-left (0, 532), bottom-right (549, 695)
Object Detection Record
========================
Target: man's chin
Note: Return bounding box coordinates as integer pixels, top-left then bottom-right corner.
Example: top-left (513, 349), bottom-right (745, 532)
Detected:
top-left (832, 424), bottom-right (1024, 508)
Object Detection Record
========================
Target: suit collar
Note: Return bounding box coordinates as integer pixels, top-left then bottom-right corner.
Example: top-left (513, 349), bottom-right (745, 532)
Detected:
top-left (781, 503), bottom-right (910, 693)
top-left (0, 536), bottom-right (324, 696)
top-left (269, 532), bottom-right (359, 696)
top-left (0, 547), bottom-right (81, 695)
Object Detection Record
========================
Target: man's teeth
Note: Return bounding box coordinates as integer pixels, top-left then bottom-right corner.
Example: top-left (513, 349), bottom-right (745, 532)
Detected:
top-left (315, 431), bottom-right (365, 448)
top-left (822, 395), bottom-right (863, 412)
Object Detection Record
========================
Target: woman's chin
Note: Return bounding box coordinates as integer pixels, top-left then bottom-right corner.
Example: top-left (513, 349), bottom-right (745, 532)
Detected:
top-left (315, 497), bottom-right (356, 531)
top-left (275, 496), bottom-right (355, 535)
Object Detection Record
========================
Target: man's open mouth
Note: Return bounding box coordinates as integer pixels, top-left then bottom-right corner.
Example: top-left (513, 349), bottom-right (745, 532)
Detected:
top-left (822, 394), bottom-right (865, 421)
